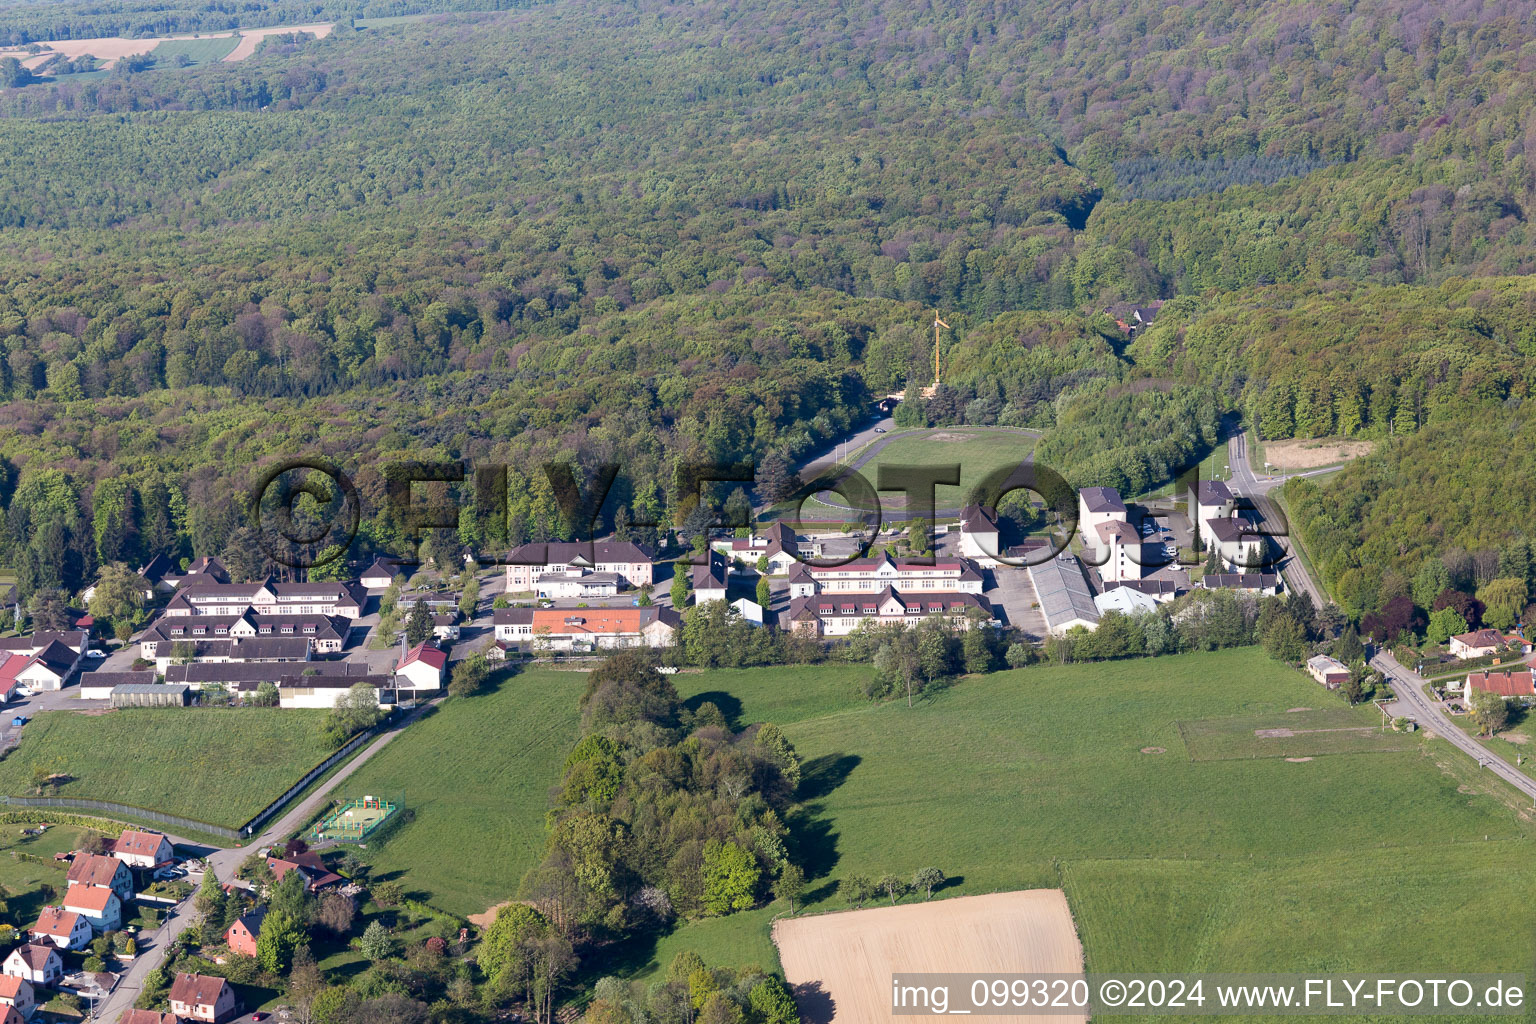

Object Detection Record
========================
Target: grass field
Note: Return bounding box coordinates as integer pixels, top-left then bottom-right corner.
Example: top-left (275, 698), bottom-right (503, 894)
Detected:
top-left (150, 35), bottom-right (240, 64)
top-left (1176, 707), bottom-right (1418, 760)
top-left (793, 426), bottom-right (1038, 521)
top-left (0, 708), bottom-right (335, 829)
top-left (342, 649), bottom-right (1536, 995)
top-left (337, 668), bottom-right (587, 917)
top-left (646, 649), bottom-right (1536, 982)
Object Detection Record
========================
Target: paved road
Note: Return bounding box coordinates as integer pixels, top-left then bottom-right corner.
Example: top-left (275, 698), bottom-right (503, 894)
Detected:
top-left (1224, 434), bottom-right (1332, 608)
top-left (1373, 650), bottom-right (1536, 805)
top-left (92, 699), bottom-right (437, 1022)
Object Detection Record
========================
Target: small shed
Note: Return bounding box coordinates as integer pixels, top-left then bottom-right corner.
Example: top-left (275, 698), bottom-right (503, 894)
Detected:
top-left (110, 684), bottom-right (192, 708)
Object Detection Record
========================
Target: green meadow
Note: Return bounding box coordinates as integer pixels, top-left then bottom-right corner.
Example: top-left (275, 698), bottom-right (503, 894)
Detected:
top-left (339, 648), bottom-right (1536, 989)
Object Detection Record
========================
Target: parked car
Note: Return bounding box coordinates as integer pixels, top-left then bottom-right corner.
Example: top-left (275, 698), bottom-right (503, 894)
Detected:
top-left (874, 427), bottom-right (887, 433)
top-left (152, 866), bottom-right (184, 881)
top-left (14, 687), bottom-right (32, 698)
top-left (85, 649), bottom-right (106, 659)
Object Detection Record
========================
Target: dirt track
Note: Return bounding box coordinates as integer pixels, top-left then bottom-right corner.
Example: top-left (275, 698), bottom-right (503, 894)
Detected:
top-left (774, 890), bottom-right (1086, 1024)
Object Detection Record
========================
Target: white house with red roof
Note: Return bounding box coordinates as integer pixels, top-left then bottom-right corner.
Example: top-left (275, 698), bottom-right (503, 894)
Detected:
top-left (2, 944), bottom-right (61, 988)
top-left (395, 643), bottom-right (447, 691)
top-left (63, 884), bottom-right (121, 932)
top-left (0, 974), bottom-right (35, 1019)
top-left (118, 1010), bottom-right (183, 1024)
top-left (29, 907), bottom-right (91, 949)
top-left (67, 852), bottom-right (135, 903)
top-left (1448, 628), bottom-right (1529, 660)
top-left (112, 829), bottom-right (174, 870)
top-left (170, 971), bottom-right (237, 1022)
top-left (1464, 669), bottom-right (1535, 700)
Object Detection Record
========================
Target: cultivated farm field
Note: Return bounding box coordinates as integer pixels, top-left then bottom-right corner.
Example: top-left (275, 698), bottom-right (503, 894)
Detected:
top-left (0, 707), bottom-right (335, 829)
top-left (149, 35), bottom-right (241, 65)
top-left (776, 890), bottom-right (1086, 1024)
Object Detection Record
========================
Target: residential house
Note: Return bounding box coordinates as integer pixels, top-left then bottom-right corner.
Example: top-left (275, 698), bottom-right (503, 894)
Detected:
top-left (691, 551), bottom-right (730, 604)
top-left (169, 972), bottom-right (238, 1023)
top-left (1086, 519), bottom-right (1144, 583)
top-left (0, 977), bottom-right (32, 1020)
top-left (1464, 669), bottom-right (1535, 700)
top-left (67, 852), bottom-right (135, 903)
top-left (710, 522), bottom-right (819, 574)
top-left (1028, 554), bottom-right (1100, 635)
top-left (136, 553), bottom-right (181, 595)
top-left (0, 631), bottom-right (88, 658)
top-left (493, 606), bottom-right (681, 651)
top-left (957, 504), bottom-right (1002, 565)
top-left (395, 643), bottom-right (447, 691)
top-left (360, 557), bottom-right (404, 589)
top-left (180, 557), bottom-right (232, 587)
top-left (432, 612), bottom-right (461, 641)
top-left (63, 885), bottom-right (121, 932)
top-left (1077, 487), bottom-right (1127, 542)
top-left (504, 541), bottom-right (654, 592)
top-left (223, 907), bottom-right (267, 959)
top-left (1306, 654), bottom-right (1350, 690)
top-left (1449, 629), bottom-right (1527, 660)
top-left (266, 853), bottom-right (344, 893)
top-left (785, 588), bottom-right (995, 637)
top-left (1198, 573), bottom-right (1281, 595)
top-left (786, 553), bottom-right (985, 597)
top-left (261, 672), bottom-right (397, 710)
top-left (113, 830), bottom-right (174, 870)
top-left (29, 907), bottom-right (91, 950)
top-left (2, 944), bottom-right (61, 988)
top-left (119, 1011), bottom-right (183, 1024)
top-left (1189, 480), bottom-right (1235, 551)
top-left (1203, 516), bottom-right (1266, 572)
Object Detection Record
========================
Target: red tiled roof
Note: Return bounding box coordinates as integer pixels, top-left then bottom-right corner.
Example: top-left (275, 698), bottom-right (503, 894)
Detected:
top-left (30, 907), bottom-right (81, 937)
top-left (114, 830), bottom-right (169, 858)
top-left (0, 975), bottom-right (25, 999)
top-left (169, 972), bottom-right (229, 1006)
top-left (1466, 670), bottom-right (1535, 698)
top-left (397, 642), bottom-right (447, 671)
top-left (67, 853), bottom-right (124, 889)
top-left (64, 886), bottom-right (115, 914)
top-left (118, 1010), bottom-right (181, 1024)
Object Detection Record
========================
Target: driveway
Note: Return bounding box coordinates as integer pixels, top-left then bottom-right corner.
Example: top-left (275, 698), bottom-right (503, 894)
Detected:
top-left (1224, 434), bottom-right (1330, 608)
top-left (1373, 651), bottom-right (1536, 805)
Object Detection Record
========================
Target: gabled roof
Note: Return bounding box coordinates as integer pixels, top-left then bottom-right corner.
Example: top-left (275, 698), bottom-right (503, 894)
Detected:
top-left (64, 886), bottom-right (116, 914)
top-left (0, 631), bottom-right (86, 653)
top-left (119, 1010), bottom-right (181, 1024)
top-left (79, 671), bottom-right (157, 690)
top-left (1465, 670), bottom-right (1535, 698)
top-left (114, 829), bottom-right (170, 858)
top-left (137, 554), bottom-right (177, 583)
top-left (959, 504), bottom-right (998, 533)
top-left (0, 975), bottom-right (27, 999)
top-left (1028, 554), bottom-right (1100, 627)
top-left (226, 905), bottom-right (267, 939)
top-left (1095, 520), bottom-right (1141, 544)
top-left (692, 552), bottom-right (729, 590)
top-left (67, 853), bottom-right (126, 888)
top-left (1452, 628), bottom-right (1516, 649)
top-left (24, 641), bottom-right (77, 676)
top-left (183, 556), bottom-right (231, 583)
top-left (6, 944), bottom-right (58, 971)
top-left (30, 907), bottom-right (82, 937)
top-left (362, 556), bottom-right (401, 578)
top-left (169, 972), bottom-right (230, 1006)
top-left (398, 642), bottom-right (447, 671)
top-left (1307, 654), bottom-right (1349, 675)
top-left (1079, 486), bottom-right (1125, 515)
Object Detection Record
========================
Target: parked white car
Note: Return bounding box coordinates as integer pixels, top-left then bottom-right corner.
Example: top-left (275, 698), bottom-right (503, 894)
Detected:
top-left (85, 649), bottom-right (107, 659)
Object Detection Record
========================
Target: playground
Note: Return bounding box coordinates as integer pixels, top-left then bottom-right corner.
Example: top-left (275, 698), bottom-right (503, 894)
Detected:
top-left (309, 794), bottom-right (401, 843)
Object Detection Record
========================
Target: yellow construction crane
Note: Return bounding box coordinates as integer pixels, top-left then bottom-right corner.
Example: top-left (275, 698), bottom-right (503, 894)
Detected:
top-left (932, 310), bottom-right (950, 385)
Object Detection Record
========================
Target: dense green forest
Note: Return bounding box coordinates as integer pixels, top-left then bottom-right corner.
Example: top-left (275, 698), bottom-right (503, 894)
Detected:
top-left (0, 0), bottom-right (1530, 631)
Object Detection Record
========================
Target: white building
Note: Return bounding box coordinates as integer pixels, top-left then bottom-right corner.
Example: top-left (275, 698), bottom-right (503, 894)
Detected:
top-left (112, 829), bottom-right (174, 870)
top-left (504, 541), bottom-right (653, 592)
top-left (1190, 480), bottom-right (1235, 551)
top-left (162, 580), bottom-right (365, 619)
top-left (0, 975), bottom-right (34, 1020)
top-left (711, 522), bottom-right (818, 573)
top-left (786, 553), bottom-right (985, 597)
top-left (2, 944), bottom-right (61, 988)
top-left (395, 643), bottom-right (447, 691)
top-left (1204, 517), bottom-right (1266, 571)
top-left (534, 571), bottom-right (624, 600)
top-left (1094, 586), bottom-right (1159, 616)
top-left (62, 886), bottom-right (121, 933)
top-left (785, 588), bottom-right (996, 637)
top-left (957, 505), bottom-right (1002, 565)
top-left (493, 606), bottom-right (681, 652)
top-left (28, 908), bottom-right (91, 950)
top-left (692, 552), bottom-right (730, 605)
